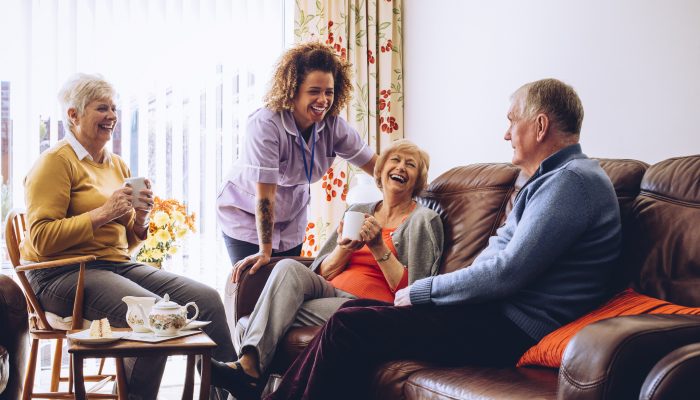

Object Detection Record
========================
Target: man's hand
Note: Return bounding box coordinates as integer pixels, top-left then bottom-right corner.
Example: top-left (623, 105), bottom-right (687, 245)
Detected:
top-left (394, 286), bottom-right (413, 306)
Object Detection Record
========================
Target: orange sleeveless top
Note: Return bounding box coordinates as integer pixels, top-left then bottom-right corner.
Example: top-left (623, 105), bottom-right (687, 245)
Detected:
top-left (329, 227), bottom-right (409, 303)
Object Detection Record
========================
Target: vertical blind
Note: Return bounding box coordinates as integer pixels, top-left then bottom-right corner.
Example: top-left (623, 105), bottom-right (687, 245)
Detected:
top-left (0, 0), bottom-right (290, 290)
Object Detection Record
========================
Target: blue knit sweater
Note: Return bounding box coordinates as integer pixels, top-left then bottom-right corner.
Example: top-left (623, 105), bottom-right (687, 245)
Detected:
top-left (410, 144), bottom-right (622, 341)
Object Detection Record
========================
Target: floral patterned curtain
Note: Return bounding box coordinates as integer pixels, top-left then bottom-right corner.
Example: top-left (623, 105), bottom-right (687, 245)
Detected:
top-left (296, 0), bottom-right (404, 256)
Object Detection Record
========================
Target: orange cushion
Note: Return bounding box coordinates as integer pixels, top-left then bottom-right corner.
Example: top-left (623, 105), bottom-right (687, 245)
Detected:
top-left (516, 288), bottom-right (700, 368)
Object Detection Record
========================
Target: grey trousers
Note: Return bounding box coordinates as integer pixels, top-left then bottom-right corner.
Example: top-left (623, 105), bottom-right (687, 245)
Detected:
top-left (237, 258), bottom-right (356, 374)
top-left (27, 261), bottom-right (235, 400)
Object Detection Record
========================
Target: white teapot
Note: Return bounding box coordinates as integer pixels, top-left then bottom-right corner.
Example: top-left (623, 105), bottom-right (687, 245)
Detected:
top-left (136, 294), bottom-right (199, 336)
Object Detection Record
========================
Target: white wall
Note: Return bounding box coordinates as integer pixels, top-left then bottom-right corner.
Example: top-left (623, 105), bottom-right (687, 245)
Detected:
top-left (404, 0), bottom-right (700, 180)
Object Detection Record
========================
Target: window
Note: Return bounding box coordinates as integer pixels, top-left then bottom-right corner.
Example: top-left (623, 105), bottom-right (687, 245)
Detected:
top-left (0, 0), bottom-right (292, 290)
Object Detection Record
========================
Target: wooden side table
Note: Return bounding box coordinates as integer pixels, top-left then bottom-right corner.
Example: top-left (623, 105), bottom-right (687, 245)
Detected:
top-left (68, 329), bottom-right (216, 400)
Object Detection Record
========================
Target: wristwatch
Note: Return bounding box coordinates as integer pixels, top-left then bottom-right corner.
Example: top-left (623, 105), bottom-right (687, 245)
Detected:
top-left (376, 250), bottom-right (392, 262)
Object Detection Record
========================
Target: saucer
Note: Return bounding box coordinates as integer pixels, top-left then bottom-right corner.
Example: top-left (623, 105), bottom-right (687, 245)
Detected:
top-left (183, 320), bottom-right (211, 330)
top-left (68, 329), bottom-right (129, 344)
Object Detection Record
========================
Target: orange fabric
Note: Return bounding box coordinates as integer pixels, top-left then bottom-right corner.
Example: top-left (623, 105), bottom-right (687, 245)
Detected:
top-left (517, 288), bottom-right (700, 368)
top-left (330, 228), bottom-right (407, 303)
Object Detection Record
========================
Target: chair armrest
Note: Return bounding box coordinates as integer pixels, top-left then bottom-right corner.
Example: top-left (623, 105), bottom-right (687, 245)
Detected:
top-left (639, 342), bottom-right (700, 400)
top-left (235, 257), bottom-right (314, 323)
top-left (15, 255), bottom-right (97, 272)
top-left (558, 314), bottom-right (700, 400)
top-left (14, 256), bottom-right (95, 331)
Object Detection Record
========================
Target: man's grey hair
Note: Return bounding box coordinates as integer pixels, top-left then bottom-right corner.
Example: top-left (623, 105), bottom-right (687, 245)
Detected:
top-left (513, 78), bottom-right (584, 135)
top-left (58, 73), bottom-right (116, 130)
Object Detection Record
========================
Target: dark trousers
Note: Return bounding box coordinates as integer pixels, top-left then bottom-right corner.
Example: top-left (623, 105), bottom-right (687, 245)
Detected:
top-left (265, 299), bottom-right (537, 400)
top-left (27, 261), bottom-right (235, 400)
top-left (222, 233), bottom-right (303, 265)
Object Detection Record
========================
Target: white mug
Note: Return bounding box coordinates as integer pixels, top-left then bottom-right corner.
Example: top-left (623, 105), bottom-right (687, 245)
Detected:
top-left (342, 211), bottom-right (365, 241)
top-left (123, 177), bottom-right (148, 208)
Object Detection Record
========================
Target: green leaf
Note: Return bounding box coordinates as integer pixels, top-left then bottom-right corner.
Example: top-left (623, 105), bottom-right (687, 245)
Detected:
top-left (355, 29), bottom-right (367, 46)
top-left (378, 21), bottom-right (391, 31)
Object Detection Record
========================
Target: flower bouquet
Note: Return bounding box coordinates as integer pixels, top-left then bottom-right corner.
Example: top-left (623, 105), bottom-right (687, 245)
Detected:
top-left (136, 197), bottom-right (196, 267)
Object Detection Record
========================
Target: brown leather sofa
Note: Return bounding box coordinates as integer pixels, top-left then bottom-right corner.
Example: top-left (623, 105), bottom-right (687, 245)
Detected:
top-left (0, 274), bottom-right (28, 400)
top-left (235, 155), bottom-right (700, 399)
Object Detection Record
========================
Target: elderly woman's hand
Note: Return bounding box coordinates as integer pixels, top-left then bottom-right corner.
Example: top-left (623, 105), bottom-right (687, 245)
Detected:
top-left (360, 215), bottom-right (383, 250)
top-left (131, 178), bottom-right (154, 226)
top-left (100, 187), bottom-right (135, 222)
top-left (336, 220), bottom-right (364, 252)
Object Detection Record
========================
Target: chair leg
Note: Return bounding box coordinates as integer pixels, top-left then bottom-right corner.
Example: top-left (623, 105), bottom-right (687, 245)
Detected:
top-left (22, 338), bottom-right (39, 400)
top-left (69, 355), bottom-right (74, 393)
top-left (50, 337), bottom-right (63, 392)
top-left (98, 357), bottom-right (106, 376)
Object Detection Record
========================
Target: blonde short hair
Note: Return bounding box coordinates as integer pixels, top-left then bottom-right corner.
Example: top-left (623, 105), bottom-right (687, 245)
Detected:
top-left (58, 73), bottom-right (116, 131)
top-left (374, 139), bottom-right (430, 197)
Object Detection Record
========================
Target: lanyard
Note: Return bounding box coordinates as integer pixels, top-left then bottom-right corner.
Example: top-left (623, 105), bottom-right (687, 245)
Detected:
top-left (297, 124), bottom-right (316, 190)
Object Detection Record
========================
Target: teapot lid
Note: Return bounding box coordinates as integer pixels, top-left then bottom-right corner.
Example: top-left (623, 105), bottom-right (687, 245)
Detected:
top-left (153, 294), bottom-right (180, 310)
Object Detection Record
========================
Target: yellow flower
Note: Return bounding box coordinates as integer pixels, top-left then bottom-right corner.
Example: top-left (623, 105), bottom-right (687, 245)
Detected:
top-left (153, 211), bottom-right (170, 227)
top-left (167, 246), bottom-right (178, 255)
top-left (145, 235), bottom-right (158, 249)
top-left (155, 229), bottom-right (171, 243)
top-left (173, 211), bottom-right (186, 224)
top-left (176, 228), bottom-right (188, 238)
top-left (151, 249), bottom-right (164, 260)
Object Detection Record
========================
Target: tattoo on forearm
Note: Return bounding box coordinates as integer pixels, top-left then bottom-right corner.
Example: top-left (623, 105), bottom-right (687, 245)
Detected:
top-left (256, 198), bottom-right (273, 244)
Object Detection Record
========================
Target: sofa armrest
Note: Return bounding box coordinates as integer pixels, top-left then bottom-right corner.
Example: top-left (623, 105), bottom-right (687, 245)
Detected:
top-left (234, 257), bottom-right (314, 323)
top-left (639, 342), bottom-right (700, 400)
top-left (557, 314), bottom-right (700, 400)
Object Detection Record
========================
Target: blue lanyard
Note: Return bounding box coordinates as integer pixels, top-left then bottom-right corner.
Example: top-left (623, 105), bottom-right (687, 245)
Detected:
top-left (297, 124), bottom-right (316, 187)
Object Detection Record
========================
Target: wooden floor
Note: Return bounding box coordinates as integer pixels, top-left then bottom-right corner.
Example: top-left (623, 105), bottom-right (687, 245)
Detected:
top-left (33, 355), bottom-right (201, 399)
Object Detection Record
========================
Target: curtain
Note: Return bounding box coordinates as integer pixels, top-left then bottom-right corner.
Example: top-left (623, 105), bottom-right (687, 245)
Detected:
top-left (295, 0), bottom-right (405, 256)
top-left (0, 0), bottom-right (286, 290)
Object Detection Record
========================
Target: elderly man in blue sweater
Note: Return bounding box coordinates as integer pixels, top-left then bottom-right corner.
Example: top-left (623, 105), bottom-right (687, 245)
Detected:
top-left (264, 78), bottom-right (622, 400)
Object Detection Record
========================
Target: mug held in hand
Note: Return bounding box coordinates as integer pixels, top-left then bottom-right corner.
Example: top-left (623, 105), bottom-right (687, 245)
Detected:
top-left (342, 211), bottom-right (365, 241)
top-left (124, 177), bottom-right (147, 208)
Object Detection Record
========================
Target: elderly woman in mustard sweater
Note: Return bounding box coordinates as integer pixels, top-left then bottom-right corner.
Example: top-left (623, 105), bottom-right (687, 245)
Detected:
top-left (210, 139), bottom-right (444, 400)
top-left (21, 73), bottom-right (234, 399)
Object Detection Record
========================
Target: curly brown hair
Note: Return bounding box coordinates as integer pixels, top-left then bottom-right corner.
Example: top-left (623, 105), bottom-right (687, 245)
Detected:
top-left (264, 41), bottom-right (353, 117)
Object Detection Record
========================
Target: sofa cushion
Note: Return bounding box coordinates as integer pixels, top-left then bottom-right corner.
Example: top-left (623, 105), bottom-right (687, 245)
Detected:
top-left (517, 289), bottom-right (700, 368)
top-left (419, 163), bottom-right (521, 275)
top-left (404, 365), bottom-right (557, 400)
top-left (624, 155), bottom-right (700, 306)
top-left (370, 360), bottom-right (435, 400)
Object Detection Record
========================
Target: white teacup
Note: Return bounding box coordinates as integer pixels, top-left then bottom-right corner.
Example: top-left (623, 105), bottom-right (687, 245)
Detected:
top-left (124, 177), bottom-right (147, 208)
top-left (342, 211), bottom-right (365, 241)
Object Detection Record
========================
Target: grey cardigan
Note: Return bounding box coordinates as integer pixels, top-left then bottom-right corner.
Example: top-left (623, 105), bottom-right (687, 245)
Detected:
top-left (310, 201), bottom-right (444, 284)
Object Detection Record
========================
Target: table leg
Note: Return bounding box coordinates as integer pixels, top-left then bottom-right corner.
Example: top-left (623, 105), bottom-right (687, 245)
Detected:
top-left (182, 355), bottom-right (195, 400)
top-left (199, 352), bottom-right (211, 400)
top-left (115, 357), bottom-right (128, 400)
top-left (73, 354), bottom-right (86, 400)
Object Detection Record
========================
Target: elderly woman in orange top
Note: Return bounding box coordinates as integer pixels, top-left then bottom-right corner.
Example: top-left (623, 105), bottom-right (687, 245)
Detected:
top-left (21, 73), bottom-right (235, 399)
top-left (210, 139), bottom-right (444, 399)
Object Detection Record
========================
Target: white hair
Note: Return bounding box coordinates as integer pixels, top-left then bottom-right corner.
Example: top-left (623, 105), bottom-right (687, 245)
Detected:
top-left (58, 73), bottom-right (116, 130)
